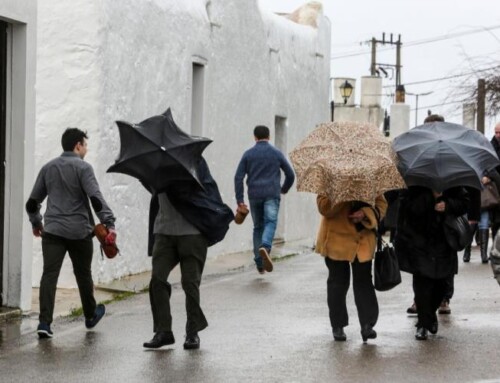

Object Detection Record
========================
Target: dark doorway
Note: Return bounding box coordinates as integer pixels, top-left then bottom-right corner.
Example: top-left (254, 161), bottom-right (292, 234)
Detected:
top-left (0, 21), bottom-right (8, 307)
top-left (191, 63), bottom-right (205, 136)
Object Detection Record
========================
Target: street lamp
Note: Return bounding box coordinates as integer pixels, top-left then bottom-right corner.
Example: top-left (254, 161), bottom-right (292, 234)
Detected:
top-left (330, 79), bottom-right (354, 121)
top-left (339, 80), bottom-right (353, 104)
top-left (406, 90), bottom-right (433, 126)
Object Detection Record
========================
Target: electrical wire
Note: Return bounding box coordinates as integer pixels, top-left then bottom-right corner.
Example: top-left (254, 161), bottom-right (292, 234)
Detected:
top-left (330, 24), bottom-right (500, 60)
top-left (382, 65), bottom-right (500, 88)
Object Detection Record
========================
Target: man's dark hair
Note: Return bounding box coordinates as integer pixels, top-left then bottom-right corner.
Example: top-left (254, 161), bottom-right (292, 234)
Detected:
top-left (61, 128), bottom-right (88, 151)
top-left (253, 125), bottom-right (270, 140)
top-left (424, 114), bottom-right (445, 123)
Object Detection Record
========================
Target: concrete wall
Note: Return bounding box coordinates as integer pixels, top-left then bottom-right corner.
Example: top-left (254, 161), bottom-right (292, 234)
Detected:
top-left (32, 0), bottom-right (331, 287)
top-left (0, 0), bottom-right (37, 309)
top-left (332, 76), bottom-right (384, 128)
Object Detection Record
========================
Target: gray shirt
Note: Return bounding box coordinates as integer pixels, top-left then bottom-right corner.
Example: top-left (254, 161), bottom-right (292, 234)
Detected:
top-left (27, 152), bottom-right (115, 240)
top-left (154, 193), bottom-right (200, 236)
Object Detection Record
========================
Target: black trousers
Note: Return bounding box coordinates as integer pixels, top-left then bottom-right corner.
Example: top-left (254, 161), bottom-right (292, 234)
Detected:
top-left (325, 257), bottom-right (378, 328)
top-left (149, 234), bottom-right (208, 335)
top-left (413, 274), bottom-right (447, 329)
top-left (40, 233), bottom-right (96, 324)
top-left (443, 274), bottom-right (454, 302)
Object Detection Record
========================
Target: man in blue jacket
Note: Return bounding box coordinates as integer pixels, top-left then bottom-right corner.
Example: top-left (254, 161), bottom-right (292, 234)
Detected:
top-left (234, 125), bottom-right (295, 274)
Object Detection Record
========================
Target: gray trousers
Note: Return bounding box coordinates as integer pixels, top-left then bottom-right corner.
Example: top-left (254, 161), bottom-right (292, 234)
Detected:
top-left (149, 234), bottom-right (208, 335)
top-left (40, 233), bottom-right (96, 324)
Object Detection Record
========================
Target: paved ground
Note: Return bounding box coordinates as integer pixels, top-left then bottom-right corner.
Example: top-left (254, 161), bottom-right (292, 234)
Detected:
top-left (1, 247), bottom-right (500, 383)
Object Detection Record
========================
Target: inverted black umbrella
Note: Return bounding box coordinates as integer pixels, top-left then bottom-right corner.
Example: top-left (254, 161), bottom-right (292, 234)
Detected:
top-left (392, 121), bottom-right (500, 192)
top-left (107, 109), bottom-right (212, 192)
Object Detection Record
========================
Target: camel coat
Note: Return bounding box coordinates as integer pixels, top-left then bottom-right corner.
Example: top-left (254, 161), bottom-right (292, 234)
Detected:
top-left (315, 195), bottom-right (387, 263)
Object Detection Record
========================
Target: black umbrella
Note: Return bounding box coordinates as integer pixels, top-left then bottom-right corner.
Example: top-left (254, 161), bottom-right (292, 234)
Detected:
top-left (392, 121), bottom-right (500, 192)
top-left (107, 109), bottom-right (212, 192)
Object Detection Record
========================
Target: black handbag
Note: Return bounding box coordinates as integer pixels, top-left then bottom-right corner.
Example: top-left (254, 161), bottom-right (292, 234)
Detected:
top-left (443, 214), bottom-right (473, 251)
top-left (374, 231), bottom-right (402, 291)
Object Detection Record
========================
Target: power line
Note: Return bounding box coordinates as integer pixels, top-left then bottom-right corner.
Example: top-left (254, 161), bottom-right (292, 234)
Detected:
top-left (330, 24), bottom-right (500, 60)
top-left (410, 99), bottom-right (466, 112)
top-left (382, 65), bottom-right (500, 88)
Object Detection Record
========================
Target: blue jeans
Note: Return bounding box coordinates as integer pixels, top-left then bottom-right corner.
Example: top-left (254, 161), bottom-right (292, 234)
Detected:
top-left (249, 198), bottom-right (280, 267)
top-left (479, 210), bottom-right (490, 230)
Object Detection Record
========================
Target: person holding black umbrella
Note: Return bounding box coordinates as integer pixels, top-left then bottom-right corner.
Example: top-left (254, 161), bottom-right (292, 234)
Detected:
top-left (395, 186), bottom-right (469, 340)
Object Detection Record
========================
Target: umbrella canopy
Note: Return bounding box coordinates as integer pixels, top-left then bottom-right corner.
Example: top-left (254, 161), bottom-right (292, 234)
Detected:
top-left (392, 121), bottom-right (500, 192)
top-left (107, 109), bottom-right (212, 192)
top-left (289, 121), bottom-right (405, 206)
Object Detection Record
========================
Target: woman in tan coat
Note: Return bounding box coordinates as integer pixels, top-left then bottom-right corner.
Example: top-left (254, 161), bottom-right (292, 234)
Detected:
top-left (316, 195), bottom-right (387, 342)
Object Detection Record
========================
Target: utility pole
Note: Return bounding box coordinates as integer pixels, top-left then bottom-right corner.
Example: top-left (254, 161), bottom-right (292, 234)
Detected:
top-left (477, 78), bottom-right (486, 134)
top-left (369, 33), bottom-right (403, 87)
top-left (395, 35), bottom-right (402, 87)
top-left (370, 37), bottom-right (377, 76)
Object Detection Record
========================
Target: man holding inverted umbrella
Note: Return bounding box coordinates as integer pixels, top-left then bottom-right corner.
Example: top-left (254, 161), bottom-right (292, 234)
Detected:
top-left (392, 121), bottom-right (500, 340)
top-left (109, 109), bottom-right (233, 350)
top-left (290, 121), bottom-right (404, 343)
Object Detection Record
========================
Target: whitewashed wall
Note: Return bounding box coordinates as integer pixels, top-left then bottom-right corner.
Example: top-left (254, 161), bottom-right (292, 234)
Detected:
top-left (32, 0), bottom-right (331, 287)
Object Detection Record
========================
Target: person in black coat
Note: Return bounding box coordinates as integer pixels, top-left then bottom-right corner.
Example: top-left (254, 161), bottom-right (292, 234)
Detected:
top-left (466, 170), bottom-right (500, 263)
top-left (395, 186), bottom-right (469, 340)
top-left (489, 123), bottom-right (500, 238)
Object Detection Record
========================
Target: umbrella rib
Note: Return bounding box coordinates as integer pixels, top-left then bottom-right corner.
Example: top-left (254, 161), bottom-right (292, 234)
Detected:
top-left (404, 143), bottom-right (438, 172)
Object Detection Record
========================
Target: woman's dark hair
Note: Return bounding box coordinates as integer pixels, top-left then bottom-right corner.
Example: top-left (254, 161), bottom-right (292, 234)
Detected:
top-left (61, 128), bottom-right (88, 151)
top-left (253, 125), bottom-right (270, 140)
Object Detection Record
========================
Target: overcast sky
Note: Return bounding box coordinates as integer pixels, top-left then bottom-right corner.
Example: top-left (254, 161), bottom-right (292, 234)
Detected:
top-left (258, 0), bottom-right (500, 134)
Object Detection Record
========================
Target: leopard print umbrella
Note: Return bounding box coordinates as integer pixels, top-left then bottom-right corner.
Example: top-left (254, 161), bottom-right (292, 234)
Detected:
top-left (289, 121), bottom-right (405, 206)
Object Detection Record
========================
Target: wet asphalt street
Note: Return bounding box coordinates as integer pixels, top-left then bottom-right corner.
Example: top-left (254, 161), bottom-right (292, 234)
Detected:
top-left (1, 251), bottom-right (500, 383)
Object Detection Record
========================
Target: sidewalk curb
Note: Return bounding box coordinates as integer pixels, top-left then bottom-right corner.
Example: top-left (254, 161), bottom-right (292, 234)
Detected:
top-left (0, 307), bottom-right (22, 322)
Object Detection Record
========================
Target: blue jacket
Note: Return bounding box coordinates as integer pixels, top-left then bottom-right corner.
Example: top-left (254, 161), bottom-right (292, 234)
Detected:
top-left (234, 141), bottom-right (295, 204)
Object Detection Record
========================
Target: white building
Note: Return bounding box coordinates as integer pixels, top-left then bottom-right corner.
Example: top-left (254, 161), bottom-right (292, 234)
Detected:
top-left (2, 1), bottom-right (331, 309)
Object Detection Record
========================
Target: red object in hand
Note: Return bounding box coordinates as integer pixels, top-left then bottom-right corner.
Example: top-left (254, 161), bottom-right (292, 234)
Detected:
top-left (105, 228), bottom-right (117, 245)
top-left (94, 224), bottom-right (119, 259)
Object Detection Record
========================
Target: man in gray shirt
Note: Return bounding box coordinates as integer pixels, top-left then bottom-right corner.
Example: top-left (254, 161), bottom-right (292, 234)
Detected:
top-left (26, 128), bottom-right (116, 339)
top-left (143, 191), bottom-right (208, 351)
top-left (143, 156), bottom-right (234, 351)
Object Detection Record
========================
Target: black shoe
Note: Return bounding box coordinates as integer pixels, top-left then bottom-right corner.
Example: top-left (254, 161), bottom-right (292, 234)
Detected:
top-left (406, 302), bottom-right (417, 314)
top-left (37, 322), bottom-right (53, 339)
top-left (332, 327), bottom-right (346, 341)
top-left (360, 325), bottom-right (377, 342)
top-left (463, 246), bottom-right (471, 262)
top-left (183, 333), bottom-right (200, 350)
top-left (85, 304), bottom-right (106, 329)
top-left (429, 321), bottom-right (438, 335)
top-left (143, 331), bottom-right (175, 349)
top-left (415, 327), bottom-right (428, 340)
